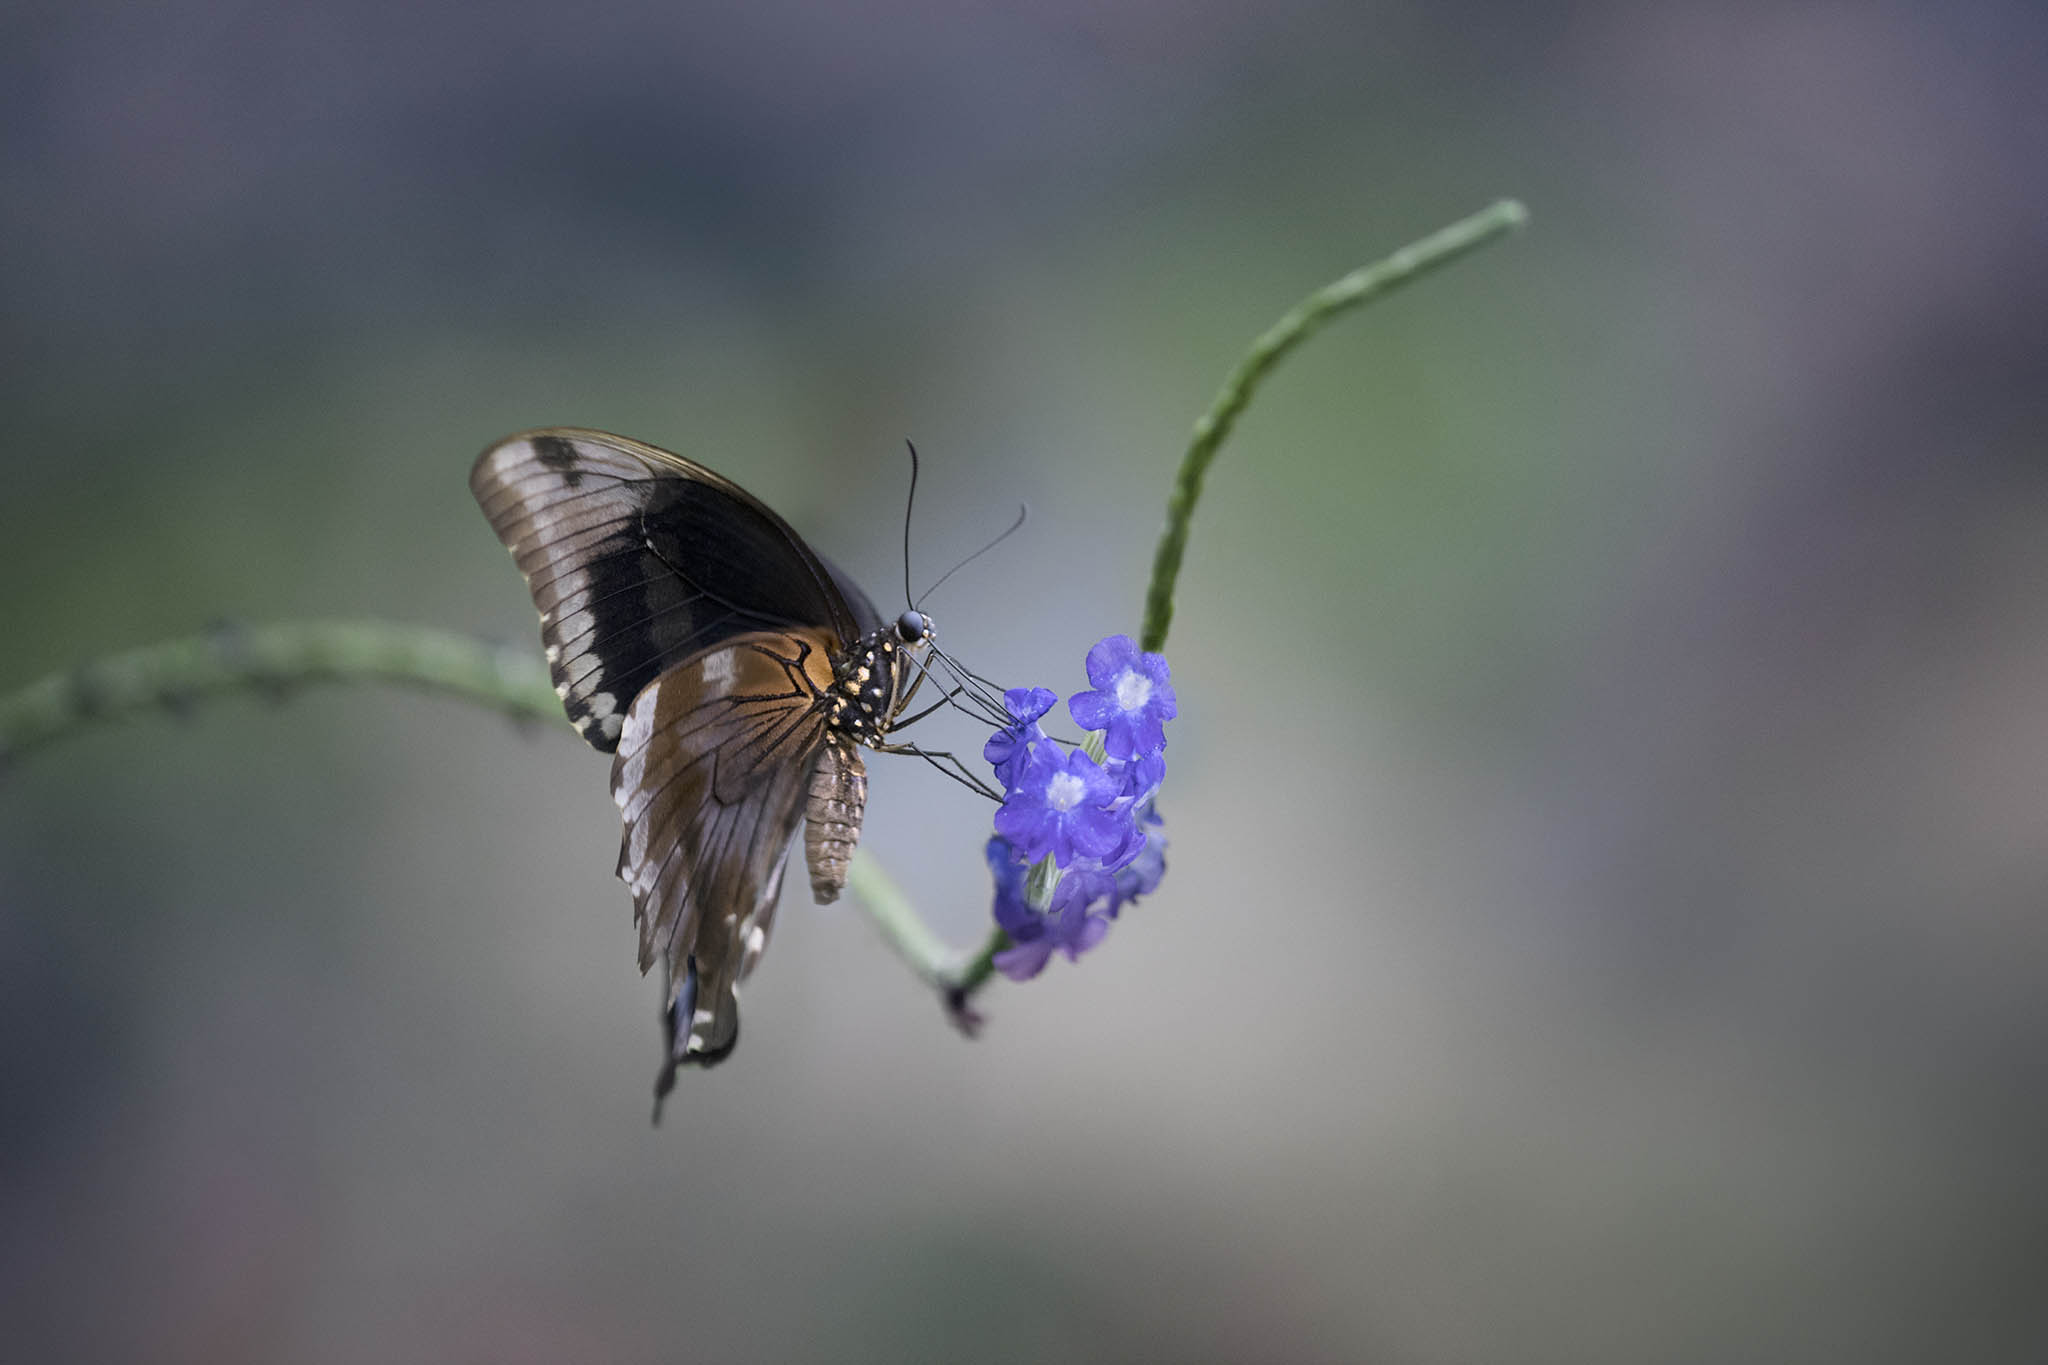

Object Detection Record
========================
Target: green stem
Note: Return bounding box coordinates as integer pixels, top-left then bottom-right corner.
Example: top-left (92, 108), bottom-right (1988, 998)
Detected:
top-left (1139, 198), bottom-right (1527, 653)
top-left (847, 859), bottom-right (1006, 1006)
top-left (944, 927), bottom-right (1007, 1013)
top-left (843, 854), bottom-right (955, 987)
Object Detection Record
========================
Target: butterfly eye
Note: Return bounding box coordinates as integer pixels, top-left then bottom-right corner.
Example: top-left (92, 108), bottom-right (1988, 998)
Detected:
top-left (896, 610), bottom-right (929, 643)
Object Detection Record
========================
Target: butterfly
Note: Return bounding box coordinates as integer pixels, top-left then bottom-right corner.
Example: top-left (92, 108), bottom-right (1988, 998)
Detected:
top-left (470, 428), bottom-right (950, 1105)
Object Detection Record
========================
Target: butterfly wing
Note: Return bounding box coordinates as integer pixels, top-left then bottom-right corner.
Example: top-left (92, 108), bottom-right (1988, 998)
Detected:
top-left (611, 629), bottom-right (840, 1081)
top-left (470, 427), bottom-right (876, 749)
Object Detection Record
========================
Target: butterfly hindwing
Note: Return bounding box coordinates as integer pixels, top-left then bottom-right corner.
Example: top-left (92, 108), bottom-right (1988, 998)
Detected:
top-left (609, 629), bottom-right (841, 1069)
top-left (470, 428), bottom-right (871, 751)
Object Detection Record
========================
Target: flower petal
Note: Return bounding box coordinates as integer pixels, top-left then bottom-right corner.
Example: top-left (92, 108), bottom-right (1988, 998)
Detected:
top-left (1068, 689), bottom-right (1117, 732)
top-left (1008, 686), bottom-right (1057, 722)
top-left (1083, 634), bottom-right (1139, 690)
top-left (994, 937), bottom-right (1056, 981)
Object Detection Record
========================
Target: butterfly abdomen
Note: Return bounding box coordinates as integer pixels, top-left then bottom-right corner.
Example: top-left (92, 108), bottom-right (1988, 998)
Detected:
top-left (804, 737), bottom-right (867, 902)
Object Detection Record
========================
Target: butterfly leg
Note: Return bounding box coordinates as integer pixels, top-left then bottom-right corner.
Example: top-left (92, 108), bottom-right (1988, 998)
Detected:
top-left (873, 741), bottom-right (1003, 801)
top-left (890, 684), bottom-right (969, 731)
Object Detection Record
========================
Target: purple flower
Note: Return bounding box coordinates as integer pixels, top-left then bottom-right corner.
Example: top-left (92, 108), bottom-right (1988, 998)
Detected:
top-left (1058, 751), bottom-right (1162, 874)
top-left (993, 861), bottom-right (1115, 981)
top-left (1104, 803), bottom-right (1167, 917)
top-left (1110, 749), bottom-right (1166, 805)
top-left (1071, 804), bottom-right (1147, 875)
top-left (993, 745), bottom-right (1127, 868)
top-left (983, 686), bottom-right (1057, 789)
top-left (1068, 635), bottom-right (1177, 760)
top-left (979, 637), bottom-right (1179, 980)
top-left (985, 836), bottom-right (1036, 935)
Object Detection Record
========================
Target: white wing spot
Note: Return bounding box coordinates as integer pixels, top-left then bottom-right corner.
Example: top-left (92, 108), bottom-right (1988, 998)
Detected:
top-left (701, 650), bottom-right (739, 688)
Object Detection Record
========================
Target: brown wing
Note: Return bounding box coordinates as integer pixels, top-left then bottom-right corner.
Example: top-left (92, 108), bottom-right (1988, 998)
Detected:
top-left (470, 428), bottom-right (870, 751)
top-left (610, 629), bottom-right (840, 1090)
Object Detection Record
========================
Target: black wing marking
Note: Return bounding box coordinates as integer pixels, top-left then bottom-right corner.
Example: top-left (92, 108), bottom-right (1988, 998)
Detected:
top-left (470, 428), bottom-right (865, 751)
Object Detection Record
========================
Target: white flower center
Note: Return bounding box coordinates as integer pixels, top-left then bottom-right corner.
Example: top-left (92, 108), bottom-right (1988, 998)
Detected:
top-left (1114, 669), bottom-right (1152, 713)
top-left (1046, 771), bottom-right (1088, 812)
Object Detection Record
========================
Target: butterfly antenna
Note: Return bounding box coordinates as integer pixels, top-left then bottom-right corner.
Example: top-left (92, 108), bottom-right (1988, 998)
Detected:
top-left (901, 439), bottom-right (920, 610)
top-left (915, 503), bottom-right (1029, 608)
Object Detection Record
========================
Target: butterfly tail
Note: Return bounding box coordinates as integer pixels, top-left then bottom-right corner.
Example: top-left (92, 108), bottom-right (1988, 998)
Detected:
top-left (651, 956), bottom-right (743, 1122)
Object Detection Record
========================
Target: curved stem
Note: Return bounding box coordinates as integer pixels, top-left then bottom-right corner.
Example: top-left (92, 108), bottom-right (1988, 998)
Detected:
top-left (948, 926), bottom-right (1006, 996)
top-left (1139, 198), bottom-right (1527, 653)
top-left (842, 854), bottom-right (954, 988)
top-left (0, 620), bottom-right (561, 763)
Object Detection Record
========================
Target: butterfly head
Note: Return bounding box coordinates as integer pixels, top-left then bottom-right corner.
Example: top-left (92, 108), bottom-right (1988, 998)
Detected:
top-left (895, 609), bottom-right (933, 645)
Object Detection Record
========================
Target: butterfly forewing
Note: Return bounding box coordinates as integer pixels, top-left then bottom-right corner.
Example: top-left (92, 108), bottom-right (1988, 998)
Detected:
top-left (470, 428), bottom-right (871, 751)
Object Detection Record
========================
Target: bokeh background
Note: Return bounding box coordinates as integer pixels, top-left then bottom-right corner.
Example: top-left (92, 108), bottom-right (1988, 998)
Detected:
top-left (5, 3), bottom-right (2045, 1361)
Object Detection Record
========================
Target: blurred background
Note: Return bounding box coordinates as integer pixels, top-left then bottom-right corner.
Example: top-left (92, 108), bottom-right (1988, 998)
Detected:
top-left (4, 2), bottom-right (2045, 1361)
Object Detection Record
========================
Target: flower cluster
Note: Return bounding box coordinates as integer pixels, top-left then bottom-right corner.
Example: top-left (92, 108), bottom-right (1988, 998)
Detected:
top-left (983, 635), bottom-right (1176, 980)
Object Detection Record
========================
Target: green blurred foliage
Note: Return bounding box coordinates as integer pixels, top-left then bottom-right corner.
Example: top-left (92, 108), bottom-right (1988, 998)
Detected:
top-left (4, 3), bottom-right (2046, 1361)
